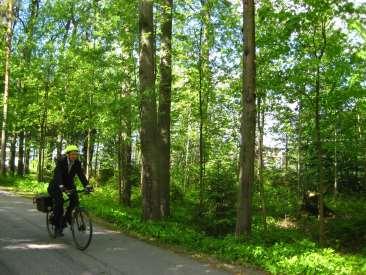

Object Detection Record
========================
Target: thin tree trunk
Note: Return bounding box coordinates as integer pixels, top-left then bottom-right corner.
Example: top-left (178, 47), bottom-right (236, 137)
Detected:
top-left (315, 66), bottom-right (325, 246)
top-left (38, 86), bottom-right (49, 182)
top-left (314, 21), bottom-right (326, 247)
top-left (356, 113), bottom-right (361, 184)
top-left (158, 0), bottom-right (173, 218)
top-left (121, 92), bottom-right (133, 207)
top-left (184, 123), bottom-right (191, 191)
top-left (122, 130), bottom-right (132, 206)
top-left (17, 131), bottom-right (25, 176)
top-left (257, 97), bottom-right (267, 231)
top-left (139, 0), bottom-right (160, 220)
top-left (334, 126), bottom-right (338, 197)
top-left (86, 128), bottom-right (92, 180)
top-left (236, 0), bottom-right (256, 237)
top-left (56, 134), bottom-right (62, 159)
top-left (118, 133), bottom-right (123, 204)
top-left (94, 141), bottom-right (99, 178)
top-left (17, 0), bottom-right (38, 175)
top-left (117, 79), bottom-right (132, 207)
top-left (198, 21), bottom-right (205, 211)
top-left (24, 132), bottom-right (31, 174)
top-left (297, 101), bottom-right (303, 201)
top-left (285, 134), bottom-right (289, 173)
top-left (9, 133), bottom-right (16, 174)
top-left (0, 0), bottom-right (15, 175)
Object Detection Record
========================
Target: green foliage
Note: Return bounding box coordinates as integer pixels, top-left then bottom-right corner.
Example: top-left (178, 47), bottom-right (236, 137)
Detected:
top-left (194, 162), bottom-right (237, 236)
top-left (2, 0), bottom-right (366, 273)
top-left (0, 175), bottom-right (48, 194)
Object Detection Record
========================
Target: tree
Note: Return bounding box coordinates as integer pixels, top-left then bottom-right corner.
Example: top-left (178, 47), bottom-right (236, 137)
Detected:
top-left (158, 0), bottom-right (173, 217)
top-left (139, 0), bottom-right (161, 220)
top-left (236, 0), bottom-right (256, 237)
top-left (0, 0), bottom-right (15, 175)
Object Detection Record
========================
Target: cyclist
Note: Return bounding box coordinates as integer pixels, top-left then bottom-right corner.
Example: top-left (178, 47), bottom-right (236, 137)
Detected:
top-left (48, 145), bottom-right (92, 237)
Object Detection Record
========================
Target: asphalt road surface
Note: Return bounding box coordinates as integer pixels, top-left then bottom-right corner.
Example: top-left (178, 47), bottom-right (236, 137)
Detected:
top-left (0, 188), bottom-right (234, 275)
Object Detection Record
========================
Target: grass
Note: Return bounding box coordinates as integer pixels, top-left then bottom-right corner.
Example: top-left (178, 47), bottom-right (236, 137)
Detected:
top-left (1, 175), bottom-right (365, 274)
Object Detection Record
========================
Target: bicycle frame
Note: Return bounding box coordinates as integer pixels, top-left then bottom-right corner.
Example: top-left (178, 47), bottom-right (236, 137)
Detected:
top-left (46, 189), bottom-right (93, 250)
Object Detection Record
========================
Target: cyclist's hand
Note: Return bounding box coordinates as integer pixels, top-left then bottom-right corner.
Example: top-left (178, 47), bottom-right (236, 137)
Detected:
top-left (85, 185), bottom-right (93, 193)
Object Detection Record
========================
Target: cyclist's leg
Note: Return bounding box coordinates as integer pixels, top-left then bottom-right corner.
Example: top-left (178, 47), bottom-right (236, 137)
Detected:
top-left (49, 188), bottom-right (64, 234)
top-left (65, 191), bottom-right (79, 224)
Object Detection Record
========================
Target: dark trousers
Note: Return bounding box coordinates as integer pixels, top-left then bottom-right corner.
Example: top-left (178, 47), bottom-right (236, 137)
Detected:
top-left (48, 186), bottom-right (79, 231)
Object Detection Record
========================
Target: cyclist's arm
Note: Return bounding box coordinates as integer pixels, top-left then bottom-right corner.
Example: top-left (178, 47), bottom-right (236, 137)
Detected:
top-left (76, 161), bottom-right (88, 188)
top-left (54, 160), bottom-right (65, 190)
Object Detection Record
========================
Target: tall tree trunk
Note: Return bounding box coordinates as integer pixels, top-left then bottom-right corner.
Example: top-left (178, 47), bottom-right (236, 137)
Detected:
top-left (158, 0), bottom-right (173, 218)
top-left (285, 134), bottom-right (289, 173)
top-left (333, 125), bottom-right (338, 197)
top-left (139, 0), bottom-right (160, 220)
top-left (9, 133), bottom-right (16, 174)
top-left (117, 80), bottom-right (133, 207)
top-left (197, 0), bottom-right (213, 211)
top-left (118, 132), bottom-right (123, 204)
top-left (19, 0), bottom-right (38, 175)
top-left (297, 101), bottom-right (303, 201)
top-left (184, 120), bottom-right (191, 191)
top-left (315, 66), bottom-right (325, 246)
top-left (0, 0), bottom-right (15, 175)
top-left (17, 131), bottom-right (25, 176)
top-left (38, 87), bottom-right (49, 182)
top-left (86, 128), bottom-right (92, 180)
top-left (198, 21), bottom-right (205, 210)
top-left (122, 91), bottom-right (133, 207)
top-left (356, 113), bottom-right (362, 185)
top-left (118, 128), bottom-right (132, 207)
top-left (257, 97), bottom-right (267, 231)
top-left (236, 0), bottom-right (256, 237)
top-left (24, 132), bottom-right (31, 174)
top-left (56, 134), bottom-right (62, 159)
top-left (314, 21), bottom-right (327, 247)
top-left (83, 128), bottom-right (93, 180)
top-left (94, 141), bottom-right (99, 177)
top-left (82, 135), bottom-right (88, 172)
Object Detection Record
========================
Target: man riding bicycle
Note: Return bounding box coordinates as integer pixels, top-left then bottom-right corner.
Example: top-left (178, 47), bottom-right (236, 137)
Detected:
top-left (48, 145), bottom-right (92, 237)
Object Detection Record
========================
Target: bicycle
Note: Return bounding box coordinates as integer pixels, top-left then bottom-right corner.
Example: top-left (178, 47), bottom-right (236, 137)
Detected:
top-left (46, 189), bottom-right (93, 251)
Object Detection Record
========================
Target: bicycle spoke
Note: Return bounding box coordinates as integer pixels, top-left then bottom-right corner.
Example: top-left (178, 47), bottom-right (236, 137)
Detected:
top-left (71, 209), bottom-right (92, 250)
top-left (46, 211), bottom-right (56, 238)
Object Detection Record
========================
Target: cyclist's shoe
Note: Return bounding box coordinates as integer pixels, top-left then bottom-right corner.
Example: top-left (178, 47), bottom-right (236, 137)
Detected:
top-left (48, 216), bottom-right (55, 225)
top-left (62, 219), bottom-right (67, 229)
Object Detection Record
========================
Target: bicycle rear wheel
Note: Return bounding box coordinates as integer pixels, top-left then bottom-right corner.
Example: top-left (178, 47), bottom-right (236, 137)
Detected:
top-left (71, 208), bottom-right (92, 250)
top-left (46, 211), bottom-right (56, 238)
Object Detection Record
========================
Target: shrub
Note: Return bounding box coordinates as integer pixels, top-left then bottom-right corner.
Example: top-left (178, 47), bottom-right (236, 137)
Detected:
top-left (194, 162), bottom-right (237, 236)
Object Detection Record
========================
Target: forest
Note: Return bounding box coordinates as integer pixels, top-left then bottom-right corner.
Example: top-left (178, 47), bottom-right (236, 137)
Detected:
top-left (0, 0), bottom-right (365, 273)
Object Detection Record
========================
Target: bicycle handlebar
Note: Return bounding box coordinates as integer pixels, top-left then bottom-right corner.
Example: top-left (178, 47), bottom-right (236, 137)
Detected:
top-left (64, 188), bottom-right (93, 195)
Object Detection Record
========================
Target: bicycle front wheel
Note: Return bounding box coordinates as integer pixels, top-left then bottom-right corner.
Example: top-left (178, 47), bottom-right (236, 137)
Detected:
top-left (46, 211), bottom-right (56, 238)
top-left (71, 208), bottom-right (92, 250)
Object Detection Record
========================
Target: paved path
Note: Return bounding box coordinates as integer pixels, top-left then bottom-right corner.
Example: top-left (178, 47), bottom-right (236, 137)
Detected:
top-left (0, 188), bottom-right (234, 275)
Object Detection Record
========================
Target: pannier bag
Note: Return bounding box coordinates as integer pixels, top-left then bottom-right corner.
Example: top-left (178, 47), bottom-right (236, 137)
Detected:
top-left (33, 194), bottom-right (53, 213)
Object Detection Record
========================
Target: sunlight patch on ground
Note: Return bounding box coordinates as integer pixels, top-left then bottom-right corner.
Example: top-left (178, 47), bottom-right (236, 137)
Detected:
top-left (93, 230), bottom-right (119, 235)
top-left (0, 206), bottom-right (15, 210)
top-left (3, 243), bottom-right (67, 250)
top-left (0, 238), bottom-right (35, 243)
top-left (106, 247), bottom-right (128, 252)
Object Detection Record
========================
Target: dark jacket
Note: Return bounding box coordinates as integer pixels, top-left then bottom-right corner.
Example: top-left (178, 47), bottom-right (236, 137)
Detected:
top-left (49, 156), bottom-right (88, 190)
